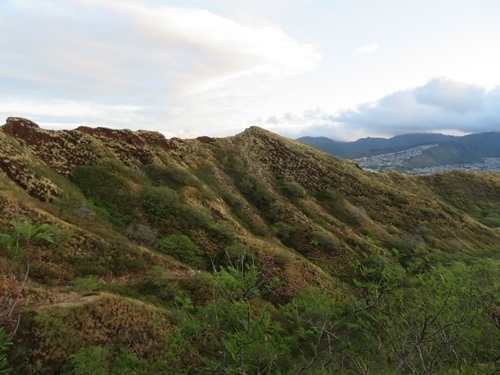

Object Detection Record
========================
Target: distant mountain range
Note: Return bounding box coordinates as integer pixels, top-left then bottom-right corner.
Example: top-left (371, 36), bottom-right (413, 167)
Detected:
top-left (297, 132), bottom-right (500, 174)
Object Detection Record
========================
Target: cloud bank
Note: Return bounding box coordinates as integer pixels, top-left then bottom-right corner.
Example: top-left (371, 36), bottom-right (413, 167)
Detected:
top-left (268, 78), bottom-right (500, 140)
top-left (0, 0), bottom-right (320, 134)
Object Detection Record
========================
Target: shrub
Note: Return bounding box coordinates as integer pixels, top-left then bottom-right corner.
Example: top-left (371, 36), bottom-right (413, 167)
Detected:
top-left (272, 251), bottom-right (294, 267)
top-left (141, 164), bottom-right (197, 189)
top-left (208, 221), bottom-right (235, 245)
top-left (0, 327), bottom-right (11, 374)
top-left (309, 231), bottom-right (338, 251)
top-left (271, 222), bottom-right (296, 242)
top-left (216, 244), bottom-right (256, 269)
top-left (70, 276), bottom-right (101, 293)
top-left (156, 235), bottom-right (208, 270)
top-left (125, 224), bottom-right (158, 246)
top-left (142, 187), bottom-right (178, 219)
top-left (316, 189), bottom-right (336, 201)
top-left (175, 204), bottom-right (211, 229)
top-left (72, 165), bottom-right (136, 227)
top-left (62, 346), bottom-right (110, 375)
top-left (278, 181), bottom-right (306, 201)
top-left (146, 266), bottom-right (182, 301)
top-left (265, 200), bottom-right (286, 223)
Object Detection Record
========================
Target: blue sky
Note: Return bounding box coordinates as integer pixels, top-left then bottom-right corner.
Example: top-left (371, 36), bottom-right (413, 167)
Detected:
top-left (1, 0), bottom-right (499, 140)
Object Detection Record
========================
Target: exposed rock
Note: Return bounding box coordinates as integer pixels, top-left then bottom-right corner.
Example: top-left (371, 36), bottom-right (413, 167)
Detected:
top-left (76, 126), bottom-right (181, 165)
top-left (0, 127), bottom-right (62, 201)
top-left (2, 117), bottom-right (101, 177)
top-left (196, 136), bottom-right (216, 144)
top-left (1, 118), bottom-right (187, 178)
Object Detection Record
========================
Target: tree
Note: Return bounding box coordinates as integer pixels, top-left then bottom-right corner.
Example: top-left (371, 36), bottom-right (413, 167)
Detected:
top-left (0, 327), bottom-right (12, 374)
top-left (0, 220), bottom-right (54, 336)
top-left (167, 260), bottom-right (288, 374)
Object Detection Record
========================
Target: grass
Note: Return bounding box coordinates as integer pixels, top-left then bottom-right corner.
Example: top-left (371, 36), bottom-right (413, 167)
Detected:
top-left (2, 121), bottom-right (500, 373)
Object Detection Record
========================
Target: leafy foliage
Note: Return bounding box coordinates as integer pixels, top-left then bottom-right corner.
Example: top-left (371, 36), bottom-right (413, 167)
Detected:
top-left (70, 276), bottom-right (101, 293)
top-left (0, 328), bottom-right (11, 374)
top-left (141, 163), bottom-right (197, 190)
top-left (168, 262), bottom-right (289, 374)
top-left (0, 220), bottom-right (54, 264)
top-left (156, 234), bottom-right (208, 270)
top-left (72, 165), bottom-right (135, 226)
top-left (1, 220), bottom-right (54, 334)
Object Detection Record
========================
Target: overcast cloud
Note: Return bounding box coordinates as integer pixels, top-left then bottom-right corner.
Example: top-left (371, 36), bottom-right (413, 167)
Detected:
top-left (273, 78), bottom-right (500, 140)
top-left (1, 0), bottom-right (499, 139)
top-left (0, 0), bottom-right (320, 135)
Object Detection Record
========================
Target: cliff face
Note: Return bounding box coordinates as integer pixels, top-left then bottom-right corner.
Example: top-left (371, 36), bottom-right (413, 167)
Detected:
top-left (1, 117), bottom-right (499, 371)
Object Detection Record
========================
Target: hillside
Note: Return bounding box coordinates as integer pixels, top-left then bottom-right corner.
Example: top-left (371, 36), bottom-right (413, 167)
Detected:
top-left (297, 133), bottom-right (455, 157)
top-left (1, 117), bottom-right (499, 373)
top-left (298, 132), bottom-right (500, 173)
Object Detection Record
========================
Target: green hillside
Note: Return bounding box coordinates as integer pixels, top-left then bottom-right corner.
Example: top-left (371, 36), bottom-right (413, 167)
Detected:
top-left (1, 117), bottom-right (499, 374)
top-left (299, 132), bottom-right (500, 173)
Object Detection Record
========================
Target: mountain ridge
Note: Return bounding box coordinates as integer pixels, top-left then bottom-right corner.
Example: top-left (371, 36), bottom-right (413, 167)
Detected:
top-left (1, 117), bottom-right (499, 372)
top-left (298, 131), bottom-right (500, 173)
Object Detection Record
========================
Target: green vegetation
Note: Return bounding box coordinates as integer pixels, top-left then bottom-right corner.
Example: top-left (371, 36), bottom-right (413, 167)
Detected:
top-left (44, 251), bottom-right (499, 374)
top-left (1, 120), bottom-right (500, 373)
top-left (141, 163), bottom-right (198, 190)
top-left (156, 234), bottom-right (209, 270)
top-left (70, 276), bottom-right (102, 293)
top-left (62, 345), bottom-right (162, 375)
top-left (0, 327), bottom-right (11, 374)
top-left (1, 220), bottom-right (54, 328)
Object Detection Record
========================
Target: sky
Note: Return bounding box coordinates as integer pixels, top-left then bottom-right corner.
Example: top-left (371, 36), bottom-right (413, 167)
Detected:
top-left (1, 0), bottom-right (499, 141)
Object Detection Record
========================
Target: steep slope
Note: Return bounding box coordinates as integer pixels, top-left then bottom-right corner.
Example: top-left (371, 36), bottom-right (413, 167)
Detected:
top-left (1, 117), bottom-right (499, 372)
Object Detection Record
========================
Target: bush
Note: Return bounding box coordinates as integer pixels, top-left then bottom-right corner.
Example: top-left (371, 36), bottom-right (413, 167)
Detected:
top-left (72, 165), bottom-right (136, 226)
top-left (146, 266), bottom-right (182, 301)
top-left (0, 327), bottom-right (11, 374)
top-left (272, 251), bottom-right (294, 267)
top-left (175, 204), bottom-right (211, 229)
top-left (271, 222), bottom-right (295, 242)
top-left (278, 181), bottom-right (306, 201)
top-left (208, 221), bottom-right (235, 245)
top-left (216, 244), bottom-right (255, 268)
top-left (62, 346), bottom-right (110, 375)
top-left (142, 187), bottom-right (178, 219)
top-left (141, 164), bottom-right (197, 189)
top-left (309, 231), bottom-right (338, 251)
top-left (125, 224), bottom-right (158, 246)
top-left (156, 235), bottom-right (208, 270)
top-left (70, 276), bottom-right (101, 293)
top-left (265, 201), bottom-right (286, 223)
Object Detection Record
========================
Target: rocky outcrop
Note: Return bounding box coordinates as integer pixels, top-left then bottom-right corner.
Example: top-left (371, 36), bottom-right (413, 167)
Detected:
top-left (75, 126), bottom-right (181, 166)
top-left (0, 125), bottom-right (62, 202)
top-left (2, 117), bottom-right (101, 177)
top-left (1, 117), bottom-right (187, 177)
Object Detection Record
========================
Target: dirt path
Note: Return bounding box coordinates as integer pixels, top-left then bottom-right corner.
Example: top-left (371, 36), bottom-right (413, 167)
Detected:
top-left (51, 293), bottom-right (100, 308)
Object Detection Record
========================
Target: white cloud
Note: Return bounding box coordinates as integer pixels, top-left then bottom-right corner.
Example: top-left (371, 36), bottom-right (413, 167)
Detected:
top-left (0, 0), bottom-right (321, 134)
top-left (354, 43), bottom-right (378, 54)
top-left (413, 78), bottom-right (486, 113)
top-left (334, 78), bottom-right (500, 134)
top-left (267, 78), bottom-right (500, 140)
top-left (69, 0), bottom-right (321, 92)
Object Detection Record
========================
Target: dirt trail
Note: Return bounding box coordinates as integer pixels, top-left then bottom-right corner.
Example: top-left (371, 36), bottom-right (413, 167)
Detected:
top-left (51, 293), bottom-right (100, 308)
top-left (22, 290), bottom-right (101, 309)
